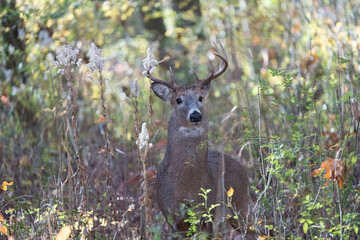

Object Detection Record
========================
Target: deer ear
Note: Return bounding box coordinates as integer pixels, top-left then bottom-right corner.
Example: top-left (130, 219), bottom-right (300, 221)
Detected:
top-left (152, 83), bottom-right (174, 103)
top-left (200, 81), bottom-right (211, 95)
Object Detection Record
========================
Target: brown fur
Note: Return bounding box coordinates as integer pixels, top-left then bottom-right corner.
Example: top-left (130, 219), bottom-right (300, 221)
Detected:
top-left (153, 84), bottom-right (256, 239)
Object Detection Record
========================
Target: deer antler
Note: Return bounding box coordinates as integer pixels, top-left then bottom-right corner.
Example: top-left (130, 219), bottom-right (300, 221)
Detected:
top-left (194, 42), bottom-right (228, 89)
top-left (146, 57), bottom-right (178, 91)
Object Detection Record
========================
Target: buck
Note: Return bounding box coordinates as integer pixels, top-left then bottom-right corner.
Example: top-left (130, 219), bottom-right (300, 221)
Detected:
top-left (146, 43), bottom-right (255, 239)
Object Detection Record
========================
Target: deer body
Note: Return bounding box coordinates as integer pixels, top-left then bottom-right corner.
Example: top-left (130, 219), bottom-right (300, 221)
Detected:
top-left (157, 104), bottom-right (211, 221)
top-left (146, 44), bottom-right (255, 238)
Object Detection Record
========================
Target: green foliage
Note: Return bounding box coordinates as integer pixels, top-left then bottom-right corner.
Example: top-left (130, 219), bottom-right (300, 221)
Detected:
top-left (183, 188), bottom-right (220, 237)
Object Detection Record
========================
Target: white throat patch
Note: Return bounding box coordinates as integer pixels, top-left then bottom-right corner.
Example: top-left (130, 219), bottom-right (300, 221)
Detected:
top-left (179, 126), bottom-right (205, 138)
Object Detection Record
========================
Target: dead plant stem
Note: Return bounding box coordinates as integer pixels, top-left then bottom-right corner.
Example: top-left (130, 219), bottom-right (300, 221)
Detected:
top-left (66, 68), bottom-right (87, 209)
top-left (99, 70), bottom-right (113, 208)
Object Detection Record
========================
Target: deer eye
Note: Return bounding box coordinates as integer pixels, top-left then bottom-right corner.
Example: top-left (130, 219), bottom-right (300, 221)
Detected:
top-left (176, 98), bottom-right (182, 104)
top-left (198, 96), bottom-right (203, 102)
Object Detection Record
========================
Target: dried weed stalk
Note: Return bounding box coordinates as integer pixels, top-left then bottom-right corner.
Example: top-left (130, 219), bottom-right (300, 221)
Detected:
top-left (53, 44), bottom-right (87, 209)
top-left (87, 43), bottom-right (114, 207)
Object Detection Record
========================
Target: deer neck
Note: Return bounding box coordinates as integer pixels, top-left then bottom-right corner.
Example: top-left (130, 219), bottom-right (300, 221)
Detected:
top-left (165, 112), bottom-right (209, 167)
top-left (162, 112), bottom-right (210, 196)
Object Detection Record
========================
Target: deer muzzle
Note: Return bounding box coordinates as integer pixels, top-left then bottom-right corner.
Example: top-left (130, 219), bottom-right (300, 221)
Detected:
top-left (189, 110), bottom-right (202, 123)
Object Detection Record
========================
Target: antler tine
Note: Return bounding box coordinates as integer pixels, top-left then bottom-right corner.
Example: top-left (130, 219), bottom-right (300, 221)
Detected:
top-left (216, 41), bottom-right (227, 68)
top-left (146, 57), bottom-right (178, 91)
top-left (169, 66), bottom-right (176, 83)
top-left (197, 41), bottom-right (228, 89)
top-left (192, 68), bottom-right (201, 84)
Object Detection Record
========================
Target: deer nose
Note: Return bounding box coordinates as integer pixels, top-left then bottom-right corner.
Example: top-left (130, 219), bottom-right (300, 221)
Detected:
top-left (190, 111), bottom-right (202, 123)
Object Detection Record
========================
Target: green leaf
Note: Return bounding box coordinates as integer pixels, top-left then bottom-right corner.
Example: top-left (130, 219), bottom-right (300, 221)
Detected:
top-left (339, 57), bottom-right (350, 63)
top-left (355, 73), bottom-right (360, 80)
top-left (299, 218), bottom-right (306, 223)
top-left (269, 67), bottom-right (283, 77)
top-left (265, 224), bottom-right (273, 230)
top-left (303, 222), bottom-right (308, 234)
top-left (209, 204), bottom-right (220, 211)
top-left (346, 51), bottom-right (356, 57)
top-left (354, 225), bottom-right (359, 234)
top-left (350, 156), bottom-right (357, 165)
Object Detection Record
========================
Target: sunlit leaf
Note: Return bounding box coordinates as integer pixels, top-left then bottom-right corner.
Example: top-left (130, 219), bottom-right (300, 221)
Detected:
top-left (42, 107), bottom-right (55, 112)
top-left (303, 222), bottom-right (308, 233)
top-left (227, 187), bottom-right (234, 197)
top-left (259, 236), bottom-right (270, 240)
top-left (264, 224), bottom-right (273, 230)
top-left (0, 181), bottom-right (13, 191)
top-left (350, 156), bottom-right (357, 165)
top-left (55, 225), bottom-right (71, 240)
top-left (94, 117), bottom-right (107, 123)
top-left (0, 224), bottom-right (8, 236)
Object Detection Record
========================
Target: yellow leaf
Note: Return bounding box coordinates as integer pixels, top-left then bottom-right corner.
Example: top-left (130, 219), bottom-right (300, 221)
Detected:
top-left (0, 224), bottom-right (8, 236)
top-left (0, 181), bottom-right (13, 191)
top-left (227, 187), bottom-right (234, 197)
top-left (55, 226), bottom-right (71, 240)
top-left (94, 118), bottom-right (107, 123)
top-left (59, 110), bottom-right (67, 116)
top-left (42, 107), bottom-right (55, 112)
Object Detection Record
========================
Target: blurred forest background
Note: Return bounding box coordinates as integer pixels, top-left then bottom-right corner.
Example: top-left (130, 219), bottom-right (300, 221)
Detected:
top-left (1, 0), bottom-right (360, 239)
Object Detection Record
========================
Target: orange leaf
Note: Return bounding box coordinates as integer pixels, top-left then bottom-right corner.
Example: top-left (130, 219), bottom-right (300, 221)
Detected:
top-left (0, 224), bottom-right (8, 236)
top-left (0, 213), bottom-right (4, 223)
top-left (312, 158), bottom-right (345, 187)
top-left (94, 118), bottom-right (107, 123)
top-left (1, 94), bottom-right (9, 105)
top-left (335, 159), bottom-right (346, 188)
top-left (55, 226), bottom-right (71, 240)
top-left (311, 169), bottom-right (322, 176)
top-left (259, 236), bottom-right (270, 240)
top-left (227, 187), bottom-right (234, 197)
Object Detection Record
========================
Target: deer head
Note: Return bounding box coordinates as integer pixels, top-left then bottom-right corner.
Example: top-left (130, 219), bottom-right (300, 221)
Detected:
top-left (146, 43), bottom-right (228, 128)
